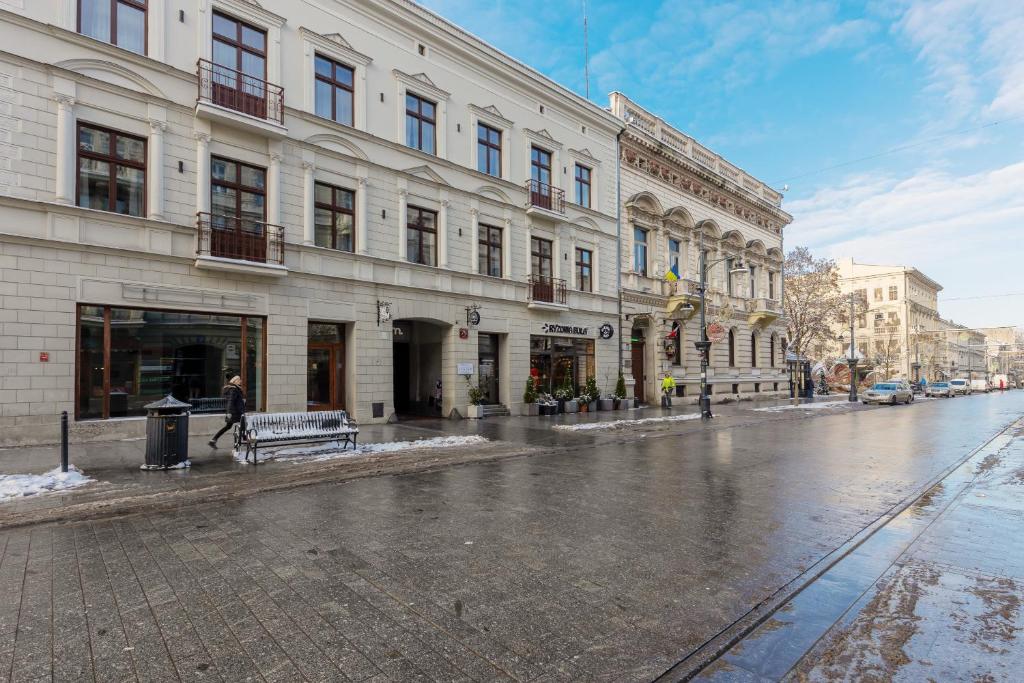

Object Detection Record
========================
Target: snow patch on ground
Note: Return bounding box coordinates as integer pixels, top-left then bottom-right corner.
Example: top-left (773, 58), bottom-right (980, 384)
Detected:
top-left (0, 466), bottom-right (95, 501)
top-left (233, 435), bottom-right (490, 464)
top-left (554, 413), bottom-right (703, 431)
top-left (754, 400), bottom-right (852, 413)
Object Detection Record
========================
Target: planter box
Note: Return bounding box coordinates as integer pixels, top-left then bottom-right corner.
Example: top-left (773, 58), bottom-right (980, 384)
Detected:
top-left (588, 401), bottom-right (597, 412)
top-left (564, 400), bottom-right (579, 413)
top-left (598, 398), bottom-right (614, 411)
top-left (466, 404), bottom-right (483, 419)
top-left (539, 403), bottom-right (557, 416)
top-left (521, 403), bottom-right (539, 416)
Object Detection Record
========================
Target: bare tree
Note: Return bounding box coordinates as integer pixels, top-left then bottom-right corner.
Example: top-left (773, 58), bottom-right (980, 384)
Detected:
top-left (783, 247), bottom-right (848, 360)
top-left (871, 326), bottom-right (902, 379)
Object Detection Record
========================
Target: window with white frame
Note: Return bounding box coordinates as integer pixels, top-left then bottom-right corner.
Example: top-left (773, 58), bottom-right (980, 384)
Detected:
top-left (633, 228), bottom-right (648, 276)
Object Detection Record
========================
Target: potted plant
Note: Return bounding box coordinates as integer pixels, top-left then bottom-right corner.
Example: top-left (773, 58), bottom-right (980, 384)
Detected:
top-left (466, 379), bottom-right (485, 419)
top-left (521, 374), bottom-right (539, 416)
top-left (614, 372), bottom-right (627, 409)
top-left (585, 376), bottom-right (600, 412)
top-left (538, 392), bottom-right (558, 415)
top-left (555, 374), bottom-right (576, 413)
top-left (577, 390), bottom-right (590, 412)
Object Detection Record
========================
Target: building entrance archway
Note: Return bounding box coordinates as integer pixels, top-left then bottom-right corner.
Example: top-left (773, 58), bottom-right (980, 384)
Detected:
top-left (392, 319), bottom-right (448, 418)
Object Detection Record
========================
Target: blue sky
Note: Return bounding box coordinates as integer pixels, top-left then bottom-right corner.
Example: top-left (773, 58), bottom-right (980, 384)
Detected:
top-left (419, 0), bottom-right (1024, 330)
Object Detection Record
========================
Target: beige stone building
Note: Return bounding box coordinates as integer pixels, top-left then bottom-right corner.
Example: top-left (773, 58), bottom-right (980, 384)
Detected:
top-left (610, 93), bottom-right (792, 403)
top-left (0, 0), bottom-right (624, 446)
top-left (832, 258), bottom-right (985, 382)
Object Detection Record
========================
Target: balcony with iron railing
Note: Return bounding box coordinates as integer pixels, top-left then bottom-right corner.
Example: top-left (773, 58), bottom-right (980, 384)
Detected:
top-left (195, 212), bottom-right (287, 276)
top-left (527, 274), bottom-right (567, 309)
top-left (196, 59), bottom-right (286, 135)
top-left (525, 179), bottom-right (565, 216)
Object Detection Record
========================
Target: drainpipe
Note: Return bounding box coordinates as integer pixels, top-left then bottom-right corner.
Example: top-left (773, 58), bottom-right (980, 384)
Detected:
top-left (616, 128), bottom-right (624, 374)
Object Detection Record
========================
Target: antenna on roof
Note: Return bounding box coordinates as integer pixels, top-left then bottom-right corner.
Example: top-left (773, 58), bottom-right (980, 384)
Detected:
top-left (582, 0), bottom-right (590, 99)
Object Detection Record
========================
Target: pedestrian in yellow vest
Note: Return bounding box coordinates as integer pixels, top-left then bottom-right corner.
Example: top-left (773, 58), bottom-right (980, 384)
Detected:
top-left (661, 373), bottom-right (676, 407)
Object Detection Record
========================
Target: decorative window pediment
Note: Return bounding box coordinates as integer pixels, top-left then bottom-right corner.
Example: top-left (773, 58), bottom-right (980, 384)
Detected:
top-left (393, 69), bottom-right (450, 100)
top-left (403, 165), bottom-right (451, 186)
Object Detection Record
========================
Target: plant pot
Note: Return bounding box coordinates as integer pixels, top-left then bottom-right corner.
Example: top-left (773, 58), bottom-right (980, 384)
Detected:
top-left (466, 404), bottom-right (483, 419)
top-left (598, 398), bottom-right (614, 411)
top-left (579, 401), bottom-right (589, 413)
top-left (588, 401), bottom-right (598, 412)
top-left (521, 403), bottom-right (539, 416)
top-left (565, 400), bottom-right (579, 413)
top-left (556, 399), bottom-right (566, 413)
top-left (540, 403), bottom-right (557, 416)
top-left (633, 398), bottom-right (640, 408)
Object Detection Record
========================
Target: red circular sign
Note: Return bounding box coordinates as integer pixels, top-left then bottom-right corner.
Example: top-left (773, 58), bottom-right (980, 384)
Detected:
top-left (459, 328), bottom-right (469, 340)
top-left (706, 323), bottom-right (726, 343)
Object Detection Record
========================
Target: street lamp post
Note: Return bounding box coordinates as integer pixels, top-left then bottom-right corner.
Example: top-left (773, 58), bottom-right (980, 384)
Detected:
top-left (847, 293), bottom-right (859, 402)
top-left (694, 225), bottom-right (747, 420)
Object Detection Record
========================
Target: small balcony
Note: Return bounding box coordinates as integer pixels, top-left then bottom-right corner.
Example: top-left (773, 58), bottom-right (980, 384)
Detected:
top-left (195, 212), bottom-right (287, 277)
top-left (665, 278), bottom-right (702, 319)
top-left (196, 59), bottom-right (287, 137)
top-left (525, 179), bottom-right (565, 217)
top-left (528, 274), bottom-right (568, 310)
top-left (745, 297), bottom-right (781, 328)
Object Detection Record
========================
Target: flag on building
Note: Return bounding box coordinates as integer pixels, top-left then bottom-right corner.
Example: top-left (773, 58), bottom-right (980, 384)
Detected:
top-left (665, 263), bottom-right (680, 281)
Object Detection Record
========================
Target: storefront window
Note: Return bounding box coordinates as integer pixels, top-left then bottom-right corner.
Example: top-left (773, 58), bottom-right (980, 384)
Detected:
top-left (76, 305), bottom-right (265, 419)
top-left (529, 336), bottom-right (595, 395)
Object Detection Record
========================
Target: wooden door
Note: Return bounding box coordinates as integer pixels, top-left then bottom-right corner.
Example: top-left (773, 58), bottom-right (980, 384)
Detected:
top-left (632, 342), bottom-right (646, 403)
top-left (307, 342), bottom-right (344, 411)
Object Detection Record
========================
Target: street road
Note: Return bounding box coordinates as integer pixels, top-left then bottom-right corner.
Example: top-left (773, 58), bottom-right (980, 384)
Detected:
top-left (1, 392), bottom-right (1022, 681)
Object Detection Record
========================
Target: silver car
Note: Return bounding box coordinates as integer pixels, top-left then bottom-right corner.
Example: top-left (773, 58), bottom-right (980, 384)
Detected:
top-left (925, 382), bottom-right (954, 398)
top-left (862, 382), bottom-right (914, 405)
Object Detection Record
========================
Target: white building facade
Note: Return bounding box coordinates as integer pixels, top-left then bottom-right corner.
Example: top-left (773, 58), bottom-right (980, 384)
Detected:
top-left (0, 0), bottom-right (623, 445)
top-left (611, 93), bottom-right (792, 403)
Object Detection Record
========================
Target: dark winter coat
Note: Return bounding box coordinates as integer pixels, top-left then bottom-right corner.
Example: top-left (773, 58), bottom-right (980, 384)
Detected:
top-left (222, 384), bottom-right (245, 419)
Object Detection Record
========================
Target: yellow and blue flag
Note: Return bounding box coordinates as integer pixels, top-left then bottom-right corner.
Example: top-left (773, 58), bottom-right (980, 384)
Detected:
top-left (665, 263), bottom-right (680, 282)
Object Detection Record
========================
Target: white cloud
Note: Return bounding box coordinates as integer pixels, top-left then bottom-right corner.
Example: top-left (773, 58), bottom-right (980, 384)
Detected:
top-left (787, 161), bottom-right (1024, 326)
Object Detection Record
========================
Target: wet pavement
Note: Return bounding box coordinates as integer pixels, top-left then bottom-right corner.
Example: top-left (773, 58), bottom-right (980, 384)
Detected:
top-left (0, 391), bottom-right (1021, 681)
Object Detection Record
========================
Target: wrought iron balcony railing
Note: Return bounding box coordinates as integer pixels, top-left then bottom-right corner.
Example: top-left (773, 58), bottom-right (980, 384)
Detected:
top-left (197, 212), bottom-right (285, 265)
top-left (528, 274), bottom-right (567, 304)
top-left (197, 59), bottom-right (284, 125)
top-left (525, 179), bottom-right (565, 213)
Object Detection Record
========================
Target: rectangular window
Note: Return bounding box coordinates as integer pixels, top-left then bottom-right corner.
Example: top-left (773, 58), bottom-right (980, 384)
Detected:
top-left (531, 237), bottom-right (553, 277)
top-left (726, 258), bottom-right (736, 295)
top-left (79, 0), bottom-right (147, 54)
top-left (209, 156), bottom-right (266, 261)
top-left (874, 313), bottom-right (884, 327)
top-left (889, 285), bottom-right (898, 300)
top-left (314, 55), bottom-right (354, 126)
top-left (768, 271), bottom-right (776, 299)
top-left (477, 124), bottom-right (501, 177)
top-left (314, 182), bottom-right (355, 252)
top-left (405, 93), bottom-right (436, 154)
top-left (668, 239), bottom-right (681, 278)
top-left (77, 123), bottom-right (146, 217)
top-left (76, 305), bottom-right (265, 420)
top-left (211, 12), bottom-right (267, 109)
top-left (858, 314), bottom-right (867, 328)
top-left (531, 147), bottom-right (552, 186)
top-left (478, 224), bottom-right (503, 277)
top-left (749, 265), bottom-right (757, 298)
top-left (576, 248), bottom-right (593, 292)
top-left (633, 228), bottom-right (648, 276)
top-left (574, 164), bottom-right (591, 208)
top-left (407, 206), bottom-right (437, 266)
top-left (874, 287), bottom-right (883, 302)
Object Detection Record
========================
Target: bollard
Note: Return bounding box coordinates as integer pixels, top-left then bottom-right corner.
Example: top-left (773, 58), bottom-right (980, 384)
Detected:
top-left (60, 410), bottom-right (69, 473)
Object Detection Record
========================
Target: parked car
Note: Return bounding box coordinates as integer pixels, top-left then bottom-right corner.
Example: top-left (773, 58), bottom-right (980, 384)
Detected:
top-left (970, 378), bottom-right (991, 393)
top-left (925, 382), bottom-right (954, 398)
top-left (862, 382), bottom-right (914, 405)
top-left (948, 379), bottom-right (971, 395)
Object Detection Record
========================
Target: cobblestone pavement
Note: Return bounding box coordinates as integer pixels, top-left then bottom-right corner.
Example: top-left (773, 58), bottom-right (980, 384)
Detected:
top-left (0, 392), bottom-right (1021, 681)
top-left (783, 417), bottom-right (1024, 682)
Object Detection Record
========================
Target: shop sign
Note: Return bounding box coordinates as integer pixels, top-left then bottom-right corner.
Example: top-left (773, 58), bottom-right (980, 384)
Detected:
top-left (457, 362), bottom-right (475, 376)
top-left (599, 323), bottom-right (615, 340)
top-left (541, 323), bottom-right (590, 336)
top-left (707, 322), bottom-right (726, 343)
top-left (459, 327), bottom-right (469, 339)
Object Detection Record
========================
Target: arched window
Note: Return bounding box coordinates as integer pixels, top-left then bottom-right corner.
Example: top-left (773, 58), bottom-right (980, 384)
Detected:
top-left (770, 335), bottom-right (776, 367)
top-left (728, 329), bottom-right (736, 367)
top-left (751, 332), bottom-right (758, 367)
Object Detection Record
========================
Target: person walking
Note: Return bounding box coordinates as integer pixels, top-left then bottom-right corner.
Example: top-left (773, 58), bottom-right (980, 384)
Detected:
top-left (661, 373), bottom-right (676, 407)
top-left (209, 375), bottom-right (245, 448)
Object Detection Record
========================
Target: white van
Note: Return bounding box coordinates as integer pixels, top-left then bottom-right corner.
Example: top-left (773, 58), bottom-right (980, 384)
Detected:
top-left (949, 379), bottom-right (971, 395)
top-left (970, 378), bottom-right (991, 393)
top-left (991, 374), bottom-right (1011, 390)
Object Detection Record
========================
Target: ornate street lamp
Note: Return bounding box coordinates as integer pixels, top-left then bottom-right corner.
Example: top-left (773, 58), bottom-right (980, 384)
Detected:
top-left (694, 223), bottom-right (748, 420)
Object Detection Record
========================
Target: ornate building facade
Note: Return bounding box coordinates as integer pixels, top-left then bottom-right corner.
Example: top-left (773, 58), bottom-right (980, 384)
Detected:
top-left (0, 0), bottom-right (623, 445)
top-left (610, 93), bottom-right (792, 403)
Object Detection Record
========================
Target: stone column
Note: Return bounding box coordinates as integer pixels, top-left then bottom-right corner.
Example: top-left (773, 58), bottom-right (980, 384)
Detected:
top-left (356, 177), bottom-right (368, 254)
top-left (301, 161), bottom-right (315, 245)
top-left (397, 189), bottom-right (408, 261)
top-left (437, 199), bottom-right (450, 269)
top-left (503, 217), bottom-right (512, 279)
top-left (469, 208), bottom-right (480, 274)
top-left (593, 243), bottom-right (601, 294)
top-left (54, 95), bottom-right (76, 205)
top-left (267, 151), bottom-right (283, 226)
top-left (147, 120), bottom-right (166, 220)
top-left (194, 132), bottom-right (211, 214)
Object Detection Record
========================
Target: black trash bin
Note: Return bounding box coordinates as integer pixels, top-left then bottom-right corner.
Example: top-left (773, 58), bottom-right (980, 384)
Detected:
top-left (142, 395), bottom-right (192, 470)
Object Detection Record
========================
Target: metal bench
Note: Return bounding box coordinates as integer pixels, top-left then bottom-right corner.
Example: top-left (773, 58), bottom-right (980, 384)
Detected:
top-left (237, 410), bottom-right (358, 464)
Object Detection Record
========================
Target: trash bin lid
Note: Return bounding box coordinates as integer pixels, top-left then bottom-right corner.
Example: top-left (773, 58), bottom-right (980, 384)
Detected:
top-left (144, 395), bottom-right (192, 411)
